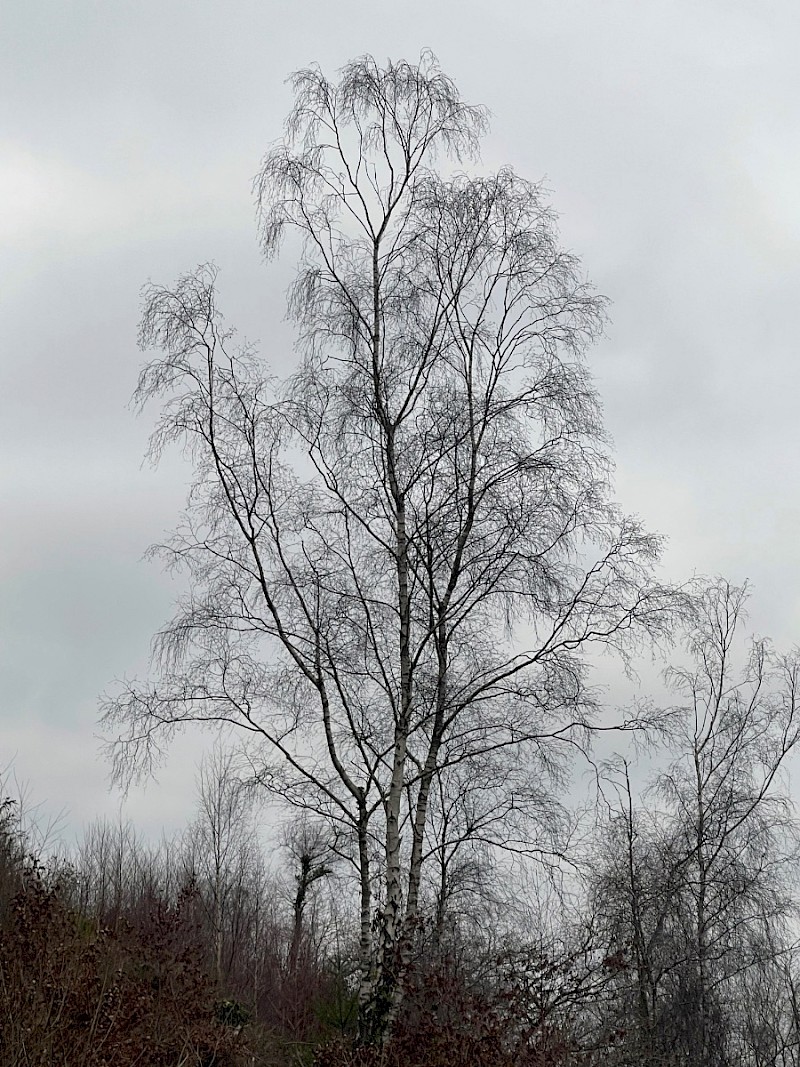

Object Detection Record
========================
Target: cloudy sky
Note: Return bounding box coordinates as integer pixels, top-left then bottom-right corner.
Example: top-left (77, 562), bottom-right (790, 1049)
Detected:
top-left (3, 0), bottom-right (800, 842)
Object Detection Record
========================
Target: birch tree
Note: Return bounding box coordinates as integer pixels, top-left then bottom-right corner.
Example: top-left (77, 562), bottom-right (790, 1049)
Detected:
top-left (101, 52), bottom-right (676, 1046)
top-left (658, 580), bottom-right (800, 1065)
top-left (590, 580), bottom-right (800, 1066)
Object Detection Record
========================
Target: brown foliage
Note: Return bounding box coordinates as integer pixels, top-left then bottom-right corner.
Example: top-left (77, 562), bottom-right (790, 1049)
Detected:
top-left (0, 865), bottom-right (246, 1066)
top-left (314, 957), bottom-right (580, 1067)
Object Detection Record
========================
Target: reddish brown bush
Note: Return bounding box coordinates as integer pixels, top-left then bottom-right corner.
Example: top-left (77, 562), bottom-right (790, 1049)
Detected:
top-left (313, 957), bottom-right (580, 1067)
top-left (0, 866), bottom-right (247, 1066)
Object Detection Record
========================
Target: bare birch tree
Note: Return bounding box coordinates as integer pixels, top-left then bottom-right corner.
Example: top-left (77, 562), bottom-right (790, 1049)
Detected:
top-left (101, 52), bottom-right (677, 1046)
top-left (658, 579), bottom-right (800, 1065)
top-left (590, 580), bottom-right (800, 1066)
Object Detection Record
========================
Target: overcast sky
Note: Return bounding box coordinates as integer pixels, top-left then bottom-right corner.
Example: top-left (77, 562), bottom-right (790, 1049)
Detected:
top-left (3, 0), bottom-right (800, 843)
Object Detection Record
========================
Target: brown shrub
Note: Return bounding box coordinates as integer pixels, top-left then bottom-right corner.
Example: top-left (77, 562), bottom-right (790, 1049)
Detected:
top-left (0, 866), bottom-right (247, 1066)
